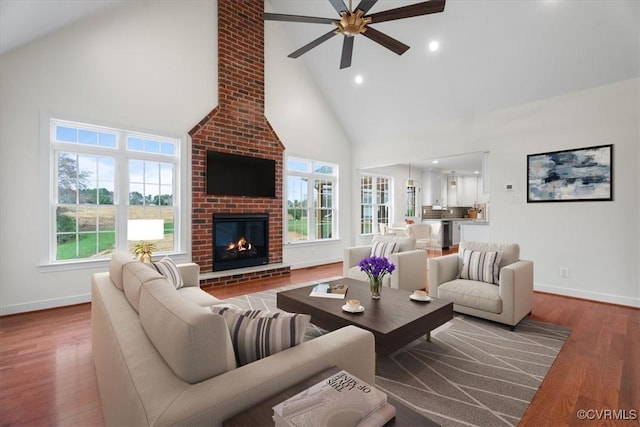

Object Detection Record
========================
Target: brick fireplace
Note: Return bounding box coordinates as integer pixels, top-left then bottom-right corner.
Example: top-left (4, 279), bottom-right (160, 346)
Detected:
top-left (190, 0), bottom-right (289, 286)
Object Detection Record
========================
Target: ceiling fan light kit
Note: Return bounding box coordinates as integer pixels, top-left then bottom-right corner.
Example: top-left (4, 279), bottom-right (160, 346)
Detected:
top-left (335, 9), bottom-right (371, 36)
top-left (265, 0), bottom-right (446, 69)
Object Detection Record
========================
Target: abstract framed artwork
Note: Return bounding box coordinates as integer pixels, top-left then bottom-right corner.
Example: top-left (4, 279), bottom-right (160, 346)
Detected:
top-left (527, 144), bottom-right (613, 202)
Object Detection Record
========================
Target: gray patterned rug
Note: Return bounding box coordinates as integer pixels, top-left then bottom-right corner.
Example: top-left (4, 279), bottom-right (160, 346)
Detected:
top-left (221, 282), bottom-right (571, 427)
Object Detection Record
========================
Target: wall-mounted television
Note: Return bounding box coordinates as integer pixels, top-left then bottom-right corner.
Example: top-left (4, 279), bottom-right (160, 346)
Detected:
top-left (206, 151), bottom-right (276, 198)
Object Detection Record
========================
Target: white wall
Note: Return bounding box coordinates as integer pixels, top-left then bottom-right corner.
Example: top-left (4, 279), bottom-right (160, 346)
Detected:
top-left (352, 78), bottom-right (640, 307)
top-left (0, 1), bottom-right (353, 314)
top-left (264, 13), bottom-right (353, 270)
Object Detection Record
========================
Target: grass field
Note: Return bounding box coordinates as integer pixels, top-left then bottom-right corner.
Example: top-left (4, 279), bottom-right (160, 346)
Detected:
top-left (56, 222), bottom-right (174, 260)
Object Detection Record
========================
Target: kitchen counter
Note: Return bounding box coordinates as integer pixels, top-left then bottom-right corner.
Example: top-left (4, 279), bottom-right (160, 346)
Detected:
top-left (429, 218), bottom-right (488, 224)
top-left (460, 221), bottom-right (491, 242)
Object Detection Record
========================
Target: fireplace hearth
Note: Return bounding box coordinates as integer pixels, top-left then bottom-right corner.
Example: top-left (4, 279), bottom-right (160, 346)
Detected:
top-left (213, 213), bottom-right (268, 272)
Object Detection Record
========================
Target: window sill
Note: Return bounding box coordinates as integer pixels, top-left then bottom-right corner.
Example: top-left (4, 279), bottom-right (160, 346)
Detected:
top-left (38, 252), bottom-right (189, 273)
top-left (285, 238), bottom-right (342, 247)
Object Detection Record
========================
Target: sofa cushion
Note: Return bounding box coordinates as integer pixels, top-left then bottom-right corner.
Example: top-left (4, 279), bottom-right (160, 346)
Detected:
top-left (152, 257), bottom-right (184, 289)
top-left (178, 286), bottom-right (221, 307)
top-left (438, 279), bottom-right (502, 314)
top-left (459, 241), bottom-right (520, 269)
top-left (210, 306), bottom-right (311, 366)
top-left (138, 279), bottom-right (236, 384)
top-left (459, 248), bottom-right (502, 285)
top-left (123, 261), bottom-right (164, 313)
top-left (372, 235), bottom-right (416, 253)
top-left (109, 252), bottom-right (136, 291)
top-left (370, 240), bottom-right (398, 258)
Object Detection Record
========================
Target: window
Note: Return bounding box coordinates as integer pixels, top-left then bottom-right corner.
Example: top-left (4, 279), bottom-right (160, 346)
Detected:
top-left (360, 174), bottom-right (391, 235)
top-left (286, 157), bottom-right (338, 242)
top-left (50, 119), bottom-right (181, 262)
top-left (406, 183), bottom-right (416, 217)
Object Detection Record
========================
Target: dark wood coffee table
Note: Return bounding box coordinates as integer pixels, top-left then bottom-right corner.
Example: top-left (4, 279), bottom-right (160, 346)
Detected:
top-left (277, 277), bottom-right (453, 355)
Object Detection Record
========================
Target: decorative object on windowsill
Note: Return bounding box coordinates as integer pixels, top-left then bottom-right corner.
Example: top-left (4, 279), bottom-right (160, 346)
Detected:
top-left (127, 219), bottom-right (164, 263)
top-left (358, 256), bottom-right (395, 299)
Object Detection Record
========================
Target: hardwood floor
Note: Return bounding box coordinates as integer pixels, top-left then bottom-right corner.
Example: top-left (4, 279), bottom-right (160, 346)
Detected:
top-left (1, 262), bottom-right (638, 426)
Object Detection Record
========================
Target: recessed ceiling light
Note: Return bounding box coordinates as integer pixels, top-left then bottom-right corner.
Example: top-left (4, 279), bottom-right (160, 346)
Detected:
top-left (354, 75), bottom-right (364, 84)
top-left (432, 160), bottom-right (439, 164)
top-left (428, 40), bottom-right (440, 52)
top-left (474, 170), bottom-right (480, 174)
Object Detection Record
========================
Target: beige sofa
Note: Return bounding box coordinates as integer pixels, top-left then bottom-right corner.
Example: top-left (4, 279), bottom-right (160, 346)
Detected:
top-left (428, 241), bottom-right (534, 329)
top-left (343, 235), bottom-right (428, 292)
top-left (92, 253), bottom-right (375, 426)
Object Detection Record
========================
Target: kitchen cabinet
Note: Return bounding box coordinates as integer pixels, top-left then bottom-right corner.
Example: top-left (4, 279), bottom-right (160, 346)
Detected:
top-left (460, 222), bottom-right (490, 242)
top-left (458, 176), bottom-right (478, 206)
top-left (420, 171), bottom-right (443, 206)
top-left (443, 176), bottom-right (456, 207)
top-left (477, 177), bottom-right (490, 204)
top-left (452, 221), bottom-right (461, 245)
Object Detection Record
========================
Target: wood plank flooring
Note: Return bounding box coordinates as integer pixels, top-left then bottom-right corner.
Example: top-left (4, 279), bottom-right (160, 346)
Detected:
top-left (0, 262), bottom-right (638, 426)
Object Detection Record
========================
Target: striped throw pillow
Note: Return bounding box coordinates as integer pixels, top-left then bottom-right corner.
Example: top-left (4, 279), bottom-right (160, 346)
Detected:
top-left (210, 307), bottom-right (310, 366)
top-left (459, 249), bottom-right (503, 285)
top-left (152, 257), bottom-right (184, 289)
top-left (370, 241), bottom-right (398, 258)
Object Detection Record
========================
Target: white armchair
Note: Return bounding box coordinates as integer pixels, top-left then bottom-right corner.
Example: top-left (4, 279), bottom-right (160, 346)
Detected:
top-left (428, 241), bottom-right (534, 329)
top-left (405, 223), bottom-right (432, 250)
top-left (343, 235), bottom-right (428, 292)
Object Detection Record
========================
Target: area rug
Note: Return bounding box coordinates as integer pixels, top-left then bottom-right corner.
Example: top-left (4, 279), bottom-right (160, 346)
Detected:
top-left (221, 283), bottom-right (571, 427)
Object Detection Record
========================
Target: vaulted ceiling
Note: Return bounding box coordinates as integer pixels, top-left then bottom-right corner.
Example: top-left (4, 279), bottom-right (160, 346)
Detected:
top-left (2, 0), bottom-right (639, 165)
top-left (266, 0), bottom-right (639, 150)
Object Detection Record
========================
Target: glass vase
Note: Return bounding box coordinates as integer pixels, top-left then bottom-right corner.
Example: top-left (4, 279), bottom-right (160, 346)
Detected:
top-left (369, 276), bottom-right (382, 299)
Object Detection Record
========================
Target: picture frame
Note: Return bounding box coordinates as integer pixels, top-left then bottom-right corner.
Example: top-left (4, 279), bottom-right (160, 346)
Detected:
top-left (527, 144), bottom-right (613, 203)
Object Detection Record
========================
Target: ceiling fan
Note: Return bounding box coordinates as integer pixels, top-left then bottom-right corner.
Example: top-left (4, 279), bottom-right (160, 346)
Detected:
top-left (264, 0), bottom-right (446, 69)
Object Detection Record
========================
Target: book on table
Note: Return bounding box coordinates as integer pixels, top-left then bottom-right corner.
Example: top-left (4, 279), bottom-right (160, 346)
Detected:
top-left (357, 402), bottom-right (396, 427)
top-left (309, 282), bottom-right (348, 299)
top-left (272, 370), bottom-right (393, 427)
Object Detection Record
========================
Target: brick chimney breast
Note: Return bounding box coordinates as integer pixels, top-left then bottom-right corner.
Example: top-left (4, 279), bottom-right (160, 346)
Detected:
top-left (190, 0), bottom-right (287, 284)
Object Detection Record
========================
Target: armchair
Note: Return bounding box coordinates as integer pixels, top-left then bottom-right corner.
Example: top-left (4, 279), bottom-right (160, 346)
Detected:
top-left (405, 223), bottom-right (433, 251)
top-left (343, 235), bottom-right (428, 292)
top-left (428, 241), bottom-right (533, 329)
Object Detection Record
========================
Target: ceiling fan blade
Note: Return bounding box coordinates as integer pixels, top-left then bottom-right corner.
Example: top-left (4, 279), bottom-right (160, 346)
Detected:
top-left (361, 26), bottom-right (409, 55)
top-left (355, 0), bottom-right (378, 15)
top-left (367, 0), bottom-right (445, 24)
top-left (340, 36), bottom-right (355, 69)
top-left (288, 30), bottom-right (338, 58)
top-left (263, 13), bottom-right (335, 25)
top-left (328, 0), bottom-right (348, 14)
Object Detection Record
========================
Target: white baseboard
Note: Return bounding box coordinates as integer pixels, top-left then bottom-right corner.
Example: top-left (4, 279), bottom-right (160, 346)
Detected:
top-left (534, 282), bottom-right (640, 308)
top-left (0, 293), bottom-right (91, 316)
top-left (289, 257), bottom-right (342, 270)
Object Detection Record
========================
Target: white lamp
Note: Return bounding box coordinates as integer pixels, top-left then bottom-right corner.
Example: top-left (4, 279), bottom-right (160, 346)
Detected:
top-left (127, 219), bottom-right (164, 262)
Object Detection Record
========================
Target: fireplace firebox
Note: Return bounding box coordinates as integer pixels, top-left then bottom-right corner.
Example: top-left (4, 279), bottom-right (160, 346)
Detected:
top-left (212, 213), bottom-right (268, 272)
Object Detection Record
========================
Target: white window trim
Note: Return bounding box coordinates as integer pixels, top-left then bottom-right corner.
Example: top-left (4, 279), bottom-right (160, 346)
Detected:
top-left (285, 155), bottom-right (339, 244)
top-left (359, 172), bottom-right (393, 236)
top-left (39, 113), bottom-right (190, 269)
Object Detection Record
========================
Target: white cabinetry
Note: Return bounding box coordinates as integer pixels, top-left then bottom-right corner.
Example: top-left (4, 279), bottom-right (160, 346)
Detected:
top-left (458, 176), bottom-right (478, 206)
top-left (460, 223), bottom-right (490, 242)
top-left (420, 171), bottom-right (443, 206)
top-left (477, 177), bottom-right (490, 204)
top-left (452, 221), bottom-right (462, 245)
top-left (443, 176), bottom-right (456, 207)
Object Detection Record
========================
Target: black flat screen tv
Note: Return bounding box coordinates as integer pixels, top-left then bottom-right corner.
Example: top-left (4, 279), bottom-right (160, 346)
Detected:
top-left (206, 151), bottom-right (276, 198)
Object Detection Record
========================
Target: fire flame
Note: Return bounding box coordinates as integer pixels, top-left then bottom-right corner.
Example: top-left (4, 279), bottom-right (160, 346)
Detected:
top-left (227, 236), bottom-right (251, 251)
